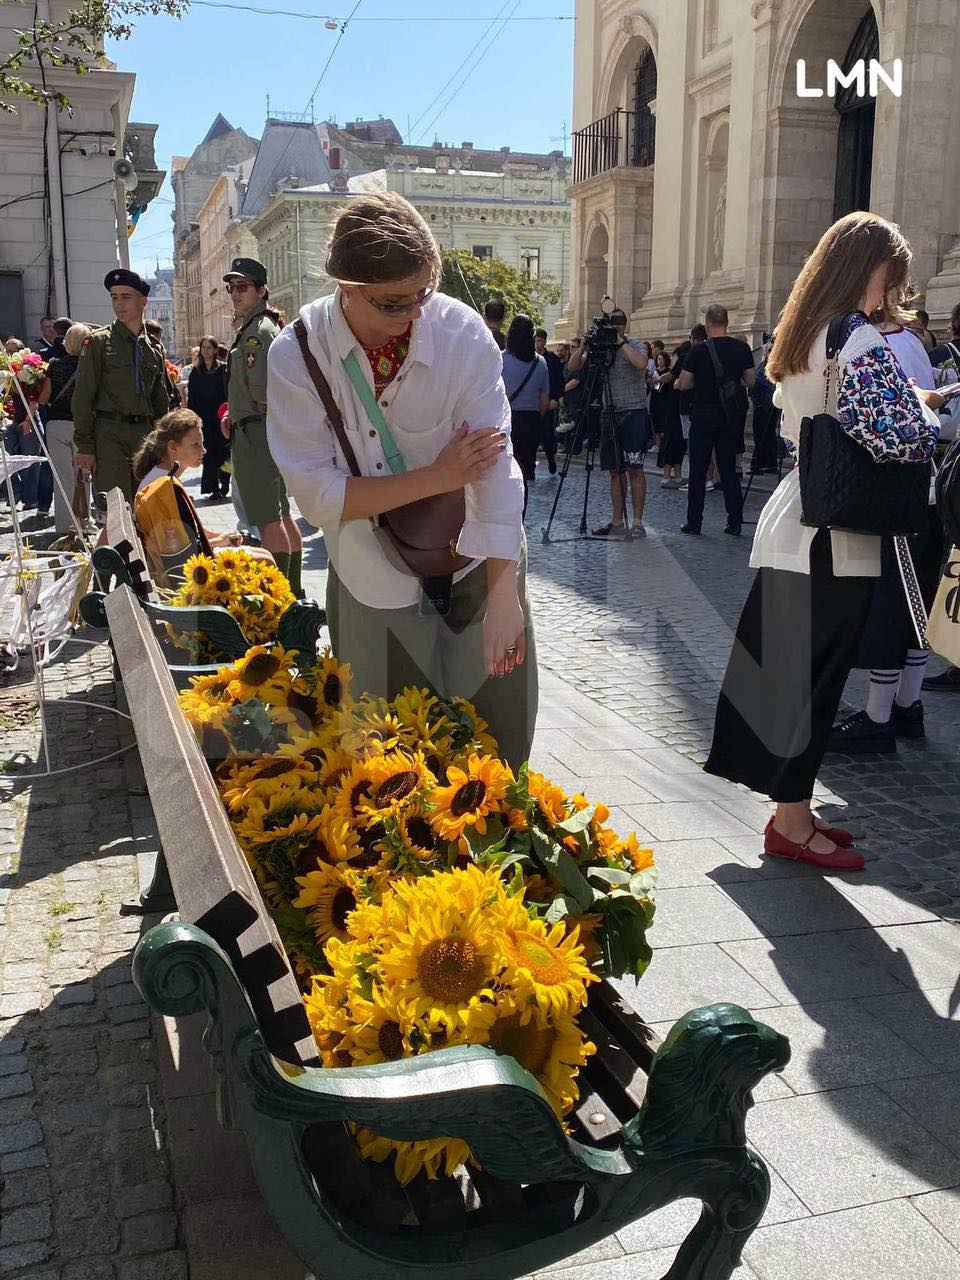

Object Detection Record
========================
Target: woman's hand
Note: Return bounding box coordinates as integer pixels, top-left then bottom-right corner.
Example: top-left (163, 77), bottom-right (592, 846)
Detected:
top-left (917, 386), bottom-right (946, 410)
top-left (76, 453), bottom-right (96, 474)
top-left (430, 424), bottom-right (506, 492)
top-left (483, 585), bottom-right (525, 679)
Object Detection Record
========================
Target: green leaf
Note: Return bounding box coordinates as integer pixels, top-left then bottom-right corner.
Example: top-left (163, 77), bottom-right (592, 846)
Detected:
top-left (544, 894), bottom-right (580, 924)
top-left (587, 866), bottom-right (633, 887)
top-left (530, 828), bottom-right (594, 912)
top-left (557, 803), bottom-right (596, 835)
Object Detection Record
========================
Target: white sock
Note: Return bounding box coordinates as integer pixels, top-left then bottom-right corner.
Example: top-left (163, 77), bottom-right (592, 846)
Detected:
top-left (866, 670), bottom-right (898, 724)
top-left (895, 650), bottom-right (928, 708)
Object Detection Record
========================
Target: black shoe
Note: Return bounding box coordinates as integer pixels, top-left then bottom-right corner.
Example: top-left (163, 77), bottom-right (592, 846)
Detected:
top-left (723, 524), bottom-right (741, 536)
top-left (593, 522), bottom-right (627, 538)
top-left (827, 710), bottom-right (897, 754)
top-left (892, 699), bottom-right (925, 739)
top-left (548, 458), bottom-right (557, 475)
top-left (680, 523), bottom-right (701, 535)
top-left (922, 666), bottom-right (960, 692)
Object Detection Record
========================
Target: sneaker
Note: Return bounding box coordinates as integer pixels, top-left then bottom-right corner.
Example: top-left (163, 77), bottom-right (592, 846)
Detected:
top-left (630, 522), bottom-right (647, 537)
top-left (661, 478), bottom-right (681, 489)
top-left (892, 698), bottom-right (925, 739)
top-left (592, 522), bottom-right (627, 538)
top-left (922, 666), bottom-right (960, 692)
top-left (708, 481), bottom-right (722, 491)
top-left (827, 710), bottom-right (896, 754)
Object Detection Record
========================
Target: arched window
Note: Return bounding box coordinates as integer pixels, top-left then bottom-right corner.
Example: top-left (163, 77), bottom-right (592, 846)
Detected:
top-left (633, 48), bottom-right (657, 169)
top-left (833, 8), bottom-right (878, 220)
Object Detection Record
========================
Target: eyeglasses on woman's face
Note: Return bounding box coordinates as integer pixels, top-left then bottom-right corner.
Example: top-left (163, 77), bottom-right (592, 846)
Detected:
top-left (357, 281), bottom-right (436, 317)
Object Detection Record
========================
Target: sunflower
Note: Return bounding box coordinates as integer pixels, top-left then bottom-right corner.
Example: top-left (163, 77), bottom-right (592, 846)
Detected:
top-left (214, 548), bottom-right (243, 573)
top-left (329, 758), bottom-right (380, 828)
top-left (226, 644), bottom-right (301, 705)
top-left (486, 1010), bottom-right (594, 1118)
top-left (356, 749), bottom-right (434, 824)
top-left (353, 1127), bottom-right (474, 1187)
top-left (312, 650), bottom-right (353, 711)
top-left (391, 806), bottom-right (443, 864)
top-left (294, 861), bottom-right (362, 945)
top-left (337, 985), bottom-right (420, 1066)
top-left (392, 686), bottom-right (450, 745)
top-left (236, 788), bottom-right (323, 848)
top-left (219, 756), bottom-right (317, 816)
top-left (183, 553), bottom-right (216, 591)
top-left (430, 754), bottom-right (513, 843)
top-left (499, 918), bottom-right (596, 1023)
top-left (375, 873), bottom-right (503, 1032)
top-left (617, 833), bottom-right (656, 874)
top-left (527, 771), bottom-right (570, 828)
top-left (208, 569), bottom-right (235, 603)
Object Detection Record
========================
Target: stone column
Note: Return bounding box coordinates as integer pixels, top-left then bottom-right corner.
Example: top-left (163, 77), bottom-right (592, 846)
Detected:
top-left (739, 0), bottom-right (780, 334)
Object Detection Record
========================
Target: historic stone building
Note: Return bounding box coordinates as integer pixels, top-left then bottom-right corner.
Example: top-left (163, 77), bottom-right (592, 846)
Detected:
top-left (171, 115), bottom-right (258, 356)
top-left (0, 4), bottom-right (162, 338)
top-left (562, 0), bottom-right (960, 344)
top-left (196, 160), bottom-right (255, 345)
top-left (144, 266), bottom-right (175, 352)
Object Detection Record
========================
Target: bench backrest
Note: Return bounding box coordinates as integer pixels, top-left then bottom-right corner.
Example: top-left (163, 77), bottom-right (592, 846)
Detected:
top-left (105, 487), bottom-right (160, 603)
top-left (105, 583), bottom-right (320, 1067)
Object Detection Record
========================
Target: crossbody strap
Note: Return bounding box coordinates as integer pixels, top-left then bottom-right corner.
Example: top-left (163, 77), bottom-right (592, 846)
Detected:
top-left (341, 349), bottom-right (406, 475)
top-left (507, 359), bottom-right (538, 405)
top-left (50, 365), bottom-right (80, 408)
top-left (705, 338), bottom-right (725, 382)
top-left (292, 318), bottom-right (362, 478)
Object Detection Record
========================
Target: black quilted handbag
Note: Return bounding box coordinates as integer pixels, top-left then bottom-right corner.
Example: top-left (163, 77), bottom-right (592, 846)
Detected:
top-left (799, 315), bottom-right (931, 536)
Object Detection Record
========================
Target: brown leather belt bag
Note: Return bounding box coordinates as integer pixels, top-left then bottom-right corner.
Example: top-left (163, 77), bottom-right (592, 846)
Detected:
top-left (293, 318), bottom-right (470, 580)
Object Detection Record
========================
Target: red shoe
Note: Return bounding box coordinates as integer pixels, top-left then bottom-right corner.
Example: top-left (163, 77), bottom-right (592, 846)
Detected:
top-left (766, 816), bottom-right (854, 848)
top-left (763, 822), bottom-right (865, 871)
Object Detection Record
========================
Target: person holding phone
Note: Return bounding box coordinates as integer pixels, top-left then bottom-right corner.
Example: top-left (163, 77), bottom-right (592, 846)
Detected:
top-left (266, 191), bottom-right (535, 769)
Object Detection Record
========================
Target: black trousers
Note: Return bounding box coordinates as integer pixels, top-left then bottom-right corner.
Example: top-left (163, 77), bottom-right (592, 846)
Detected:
top-left (539, 409), bottom-right (558, 466)
top-left (510, 410), bottom-right (541, 516)
top-left (705, 531), bottom-right (875, 802)
top-left (686, 414), bottom-right (743, 530)
top-left (751, 404), bottom-right (781, 471)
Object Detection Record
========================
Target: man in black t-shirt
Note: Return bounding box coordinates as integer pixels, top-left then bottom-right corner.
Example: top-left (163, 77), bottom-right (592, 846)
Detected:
top-left (675, 303), bottom-right (755, 535)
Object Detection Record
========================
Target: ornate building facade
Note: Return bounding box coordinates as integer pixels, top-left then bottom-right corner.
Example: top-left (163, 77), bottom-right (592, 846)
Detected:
top-left (562, 0), bottom-right (960, 344)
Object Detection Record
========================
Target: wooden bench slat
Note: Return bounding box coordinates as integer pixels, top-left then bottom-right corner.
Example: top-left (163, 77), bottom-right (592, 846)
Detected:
top-left (105, 584), bottom-right (318, 1067)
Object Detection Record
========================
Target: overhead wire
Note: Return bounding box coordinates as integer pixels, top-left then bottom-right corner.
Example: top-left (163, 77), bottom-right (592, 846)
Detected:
top-left (416, 0), bottom-right (523, 144)
top-left (188, 1), bottom-right (571, 19)
top-left (405, 0), bottom-right (513, 141)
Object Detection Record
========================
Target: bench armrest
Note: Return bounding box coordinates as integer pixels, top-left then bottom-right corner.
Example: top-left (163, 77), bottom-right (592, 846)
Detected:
top-left (134, 920), bottom-right (627, 1185)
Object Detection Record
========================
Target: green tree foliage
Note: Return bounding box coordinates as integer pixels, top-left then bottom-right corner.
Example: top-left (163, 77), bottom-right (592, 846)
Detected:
top-left (0, 0), bottom-right (189, 114)
top-left (440, 249), bottom-right (561, 329)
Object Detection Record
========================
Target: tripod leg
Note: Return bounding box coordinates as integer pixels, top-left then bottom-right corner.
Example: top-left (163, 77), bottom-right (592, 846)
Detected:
top-left (542, 368), bottom-right (602, 543)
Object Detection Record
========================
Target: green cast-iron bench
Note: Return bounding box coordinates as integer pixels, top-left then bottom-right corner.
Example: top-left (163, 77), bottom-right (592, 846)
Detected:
top-left (105, 582), bottom-right (790, 1280)
top-left (79, 486), bottom-right (325, 688)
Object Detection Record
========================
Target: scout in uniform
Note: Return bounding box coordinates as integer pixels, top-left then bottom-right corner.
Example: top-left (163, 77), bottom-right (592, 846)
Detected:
top-left (72, 269), bottom-right (169, 501)
top-left (223, 257), bottom-right (302, 593)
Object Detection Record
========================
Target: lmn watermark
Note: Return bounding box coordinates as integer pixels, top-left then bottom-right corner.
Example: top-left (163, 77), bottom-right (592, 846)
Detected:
top-left (795, 58), bottom-right (903, 99)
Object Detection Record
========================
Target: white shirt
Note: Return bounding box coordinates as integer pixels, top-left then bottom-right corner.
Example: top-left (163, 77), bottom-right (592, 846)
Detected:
top-left (751, 321), bottom-right (939, 578)
top-left (267, 289), bottom-right (524, 609)
top-left (137, 464), bottom-right (174, 492)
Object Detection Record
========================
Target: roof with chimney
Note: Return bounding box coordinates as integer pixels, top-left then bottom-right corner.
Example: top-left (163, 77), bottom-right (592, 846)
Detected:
top-left (344, 117), bottom-right (403, 145)
top-left (324, 121), bottom-right (569, 180)
top-left (241, 120), bottom-right (334, 217)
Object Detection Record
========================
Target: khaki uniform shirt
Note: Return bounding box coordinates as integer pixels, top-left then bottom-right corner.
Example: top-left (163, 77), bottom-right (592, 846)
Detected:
top-left (71, 320), bottom-right (168, 455)
top-left (227, 307), bottom-right (279, 425)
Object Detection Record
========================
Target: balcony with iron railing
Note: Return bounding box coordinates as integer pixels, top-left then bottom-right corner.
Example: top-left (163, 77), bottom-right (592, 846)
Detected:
top-left (571, 108), bottom-right (655, 186)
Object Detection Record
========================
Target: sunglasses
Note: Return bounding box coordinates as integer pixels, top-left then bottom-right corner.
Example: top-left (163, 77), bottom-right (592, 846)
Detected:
top-left (356, 282), bottom-right (436, 317)
top-left (225, 280), bottom-right (254, 295)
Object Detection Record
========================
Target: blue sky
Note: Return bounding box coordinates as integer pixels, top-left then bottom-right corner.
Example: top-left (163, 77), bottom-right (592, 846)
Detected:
top-left (107, 3), bottom-right (575, 277)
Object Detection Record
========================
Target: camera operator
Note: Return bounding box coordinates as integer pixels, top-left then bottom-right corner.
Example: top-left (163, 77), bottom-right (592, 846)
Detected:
top-left (567, 308), bottom-right (651, 537)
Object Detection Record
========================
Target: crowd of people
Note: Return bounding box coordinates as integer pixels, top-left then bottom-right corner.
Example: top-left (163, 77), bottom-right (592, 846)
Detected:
top-left (3, 195), bottom-right (958, 876)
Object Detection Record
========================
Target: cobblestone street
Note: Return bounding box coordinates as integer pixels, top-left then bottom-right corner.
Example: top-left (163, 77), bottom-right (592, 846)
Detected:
top-left (1, 455), bottom-right (958, 1280)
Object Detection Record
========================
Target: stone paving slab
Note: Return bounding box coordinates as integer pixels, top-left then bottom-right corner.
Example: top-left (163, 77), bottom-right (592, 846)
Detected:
top-left (747, 1086), bottom-right (960, 1213)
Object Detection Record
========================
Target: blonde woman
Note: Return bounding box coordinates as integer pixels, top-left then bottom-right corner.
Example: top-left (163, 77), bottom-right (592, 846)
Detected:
top-left (705, 212), bottom-right (942, 870)
top-left (267, 191), bottom-right (535, 768)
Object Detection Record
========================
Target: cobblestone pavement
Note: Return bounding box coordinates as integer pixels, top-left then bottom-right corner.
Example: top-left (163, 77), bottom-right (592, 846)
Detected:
top-left (0, 508), bottom-right (185, 1280)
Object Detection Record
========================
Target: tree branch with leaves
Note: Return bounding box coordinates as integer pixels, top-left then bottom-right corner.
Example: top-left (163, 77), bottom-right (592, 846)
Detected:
top-left (440, 249), bottom-right (561, 329)
top-left (0, 0), bottom-right (189, 114)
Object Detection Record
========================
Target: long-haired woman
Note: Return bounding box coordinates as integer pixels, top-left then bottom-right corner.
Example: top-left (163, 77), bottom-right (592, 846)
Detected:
top-left (187, 335), bottom-right (229, 498)
top-left (266, 191), bottom-right (535, 768)
top-left (502, 313), bottom-right (550, 516)
top-left (705, 212), bottom-right (942, 870)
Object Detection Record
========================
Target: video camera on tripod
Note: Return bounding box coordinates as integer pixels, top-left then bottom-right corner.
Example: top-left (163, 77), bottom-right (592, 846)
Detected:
top-left (543, 296), bottom-right (639, 543)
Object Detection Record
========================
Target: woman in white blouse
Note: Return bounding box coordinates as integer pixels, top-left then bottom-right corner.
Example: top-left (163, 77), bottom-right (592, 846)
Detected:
top-left (704, 212), bottom-right (942, 871)
top-left (266, 192), bottom-right (535, 767)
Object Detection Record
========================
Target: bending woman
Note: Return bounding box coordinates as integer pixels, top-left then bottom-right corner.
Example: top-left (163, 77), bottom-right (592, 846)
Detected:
top-left (705, 212), bottom-right (942, 871)
top-left (266, 191), bottom-right (535, 768)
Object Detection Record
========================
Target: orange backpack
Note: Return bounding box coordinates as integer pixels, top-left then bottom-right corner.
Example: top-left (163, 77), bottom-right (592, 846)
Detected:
top-left (134, 473), bottom-right (213, 588)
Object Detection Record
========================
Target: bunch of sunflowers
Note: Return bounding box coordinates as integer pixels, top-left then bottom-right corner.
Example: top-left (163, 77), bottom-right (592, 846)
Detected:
top-left (305, 862), bottom-right (596, 1184)
top-left (178, 644), bottom-right (657, 1184)
top-left (169, 549), bottom-right (294, 656)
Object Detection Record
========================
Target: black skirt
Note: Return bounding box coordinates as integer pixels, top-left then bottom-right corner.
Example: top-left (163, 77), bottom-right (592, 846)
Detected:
top-left (854, 511), bottom-right (945, 669)
top-left (705, 530), bottom-right (875, 803)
